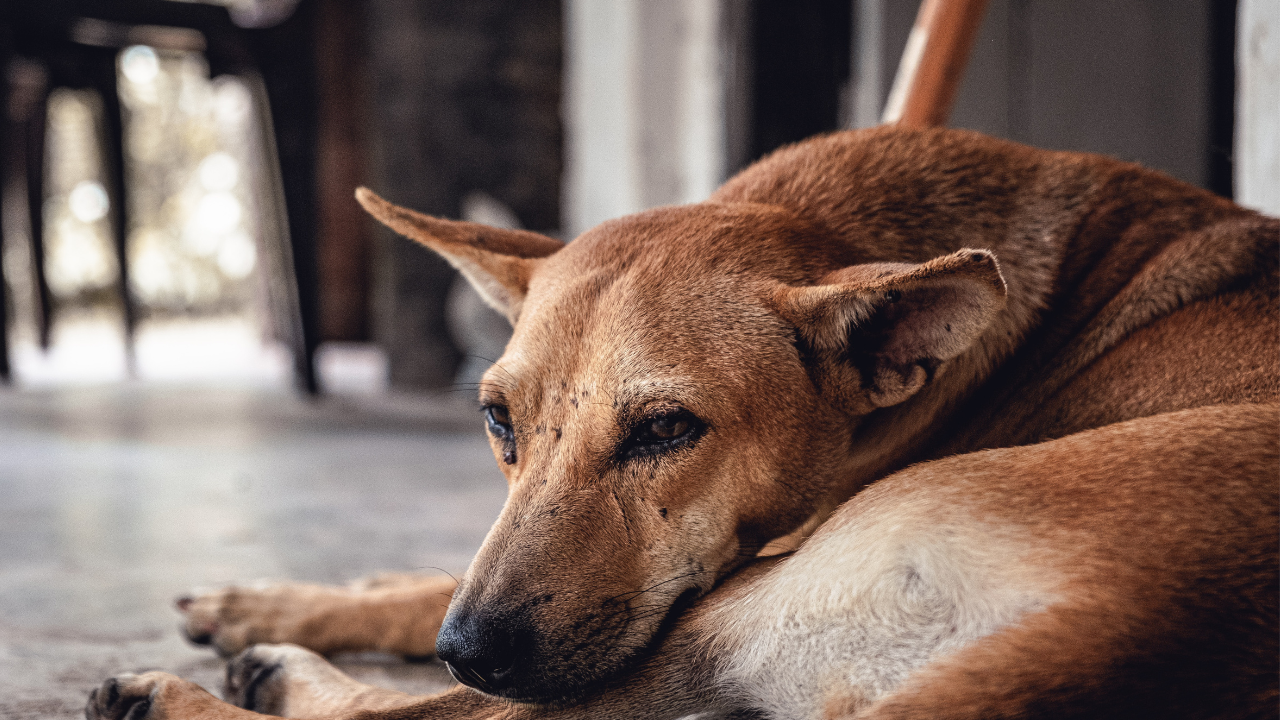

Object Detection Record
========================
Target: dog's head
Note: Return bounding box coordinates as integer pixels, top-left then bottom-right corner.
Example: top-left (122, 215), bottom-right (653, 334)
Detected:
top-left (358, 188), bottom-right (1005, 701)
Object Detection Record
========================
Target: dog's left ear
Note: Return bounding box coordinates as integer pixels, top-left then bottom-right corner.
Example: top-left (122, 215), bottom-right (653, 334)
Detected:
top-left (773, 249), bottom-right (1007, 413)
top-left (356, 187), bottom-right (564, 323)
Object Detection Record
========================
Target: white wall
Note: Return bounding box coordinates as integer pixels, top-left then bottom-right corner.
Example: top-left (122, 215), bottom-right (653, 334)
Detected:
top-left (1237, 0), bottom-right (1279, 216)
top-left (563, 0), bottom-right (728, 238)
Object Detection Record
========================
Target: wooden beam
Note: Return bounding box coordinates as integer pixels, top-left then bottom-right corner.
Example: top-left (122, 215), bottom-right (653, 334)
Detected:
top-left (881, 0), bottom-right (989, 128)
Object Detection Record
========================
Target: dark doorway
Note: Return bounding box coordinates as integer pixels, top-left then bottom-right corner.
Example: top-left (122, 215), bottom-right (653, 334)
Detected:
top-left (748, 0), bottom-right (853, 165)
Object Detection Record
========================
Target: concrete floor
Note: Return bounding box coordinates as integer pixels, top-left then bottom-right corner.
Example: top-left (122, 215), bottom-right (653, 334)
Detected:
top-left (0, 385), bottom-right (508, 718)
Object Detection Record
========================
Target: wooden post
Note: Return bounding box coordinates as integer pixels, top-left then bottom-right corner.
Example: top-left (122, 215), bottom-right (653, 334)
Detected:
top-left (881, 0), bottom-right (989, 128)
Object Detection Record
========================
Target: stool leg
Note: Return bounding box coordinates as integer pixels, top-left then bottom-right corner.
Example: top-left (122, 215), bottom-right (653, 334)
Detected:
top-left (91, 58), bottom-right (136, 373)
top-left (249, 8), bottom-right (321, 395)
top-left (0, 79), bottom-right (10, 383)
top-left (24, 83), bottom-right (53, 350)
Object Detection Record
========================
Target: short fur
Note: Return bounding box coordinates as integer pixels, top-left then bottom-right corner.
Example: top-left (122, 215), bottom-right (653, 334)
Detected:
top-left (88, 127), bottom-right (1278, 720)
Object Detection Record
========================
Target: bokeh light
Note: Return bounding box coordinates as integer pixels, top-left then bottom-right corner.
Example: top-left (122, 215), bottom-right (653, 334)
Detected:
top-left (120, 45), bottom-right (160, 85)
top-left (68, 180), bottom-right (110, 223)
top-left (198, 152), bottom-right (240, 191)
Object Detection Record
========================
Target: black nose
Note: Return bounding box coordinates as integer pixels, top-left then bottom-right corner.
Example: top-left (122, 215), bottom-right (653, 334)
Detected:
top-left (435, 611), bottom-right (521, 694)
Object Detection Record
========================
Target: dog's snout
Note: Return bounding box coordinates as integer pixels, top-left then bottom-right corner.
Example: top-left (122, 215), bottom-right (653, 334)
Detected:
top-left (436, 611), bottom-right (522, 694)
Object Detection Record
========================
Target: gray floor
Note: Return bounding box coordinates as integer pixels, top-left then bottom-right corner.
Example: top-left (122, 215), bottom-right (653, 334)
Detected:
top-left (0, 385), bottom-right (508, 719)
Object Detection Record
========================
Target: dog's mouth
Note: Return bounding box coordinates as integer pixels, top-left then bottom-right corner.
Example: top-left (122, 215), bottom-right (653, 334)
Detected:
top-left (444, 659), bottom-right (505, 695)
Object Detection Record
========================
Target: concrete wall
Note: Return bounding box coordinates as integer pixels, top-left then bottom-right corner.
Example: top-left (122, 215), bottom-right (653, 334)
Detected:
top-left (568, 0), bottom-right (1229, 248)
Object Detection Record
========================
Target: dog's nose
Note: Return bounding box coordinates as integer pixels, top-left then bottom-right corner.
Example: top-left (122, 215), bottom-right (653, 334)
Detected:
top-left (435, 612), bottom-right (521, 694)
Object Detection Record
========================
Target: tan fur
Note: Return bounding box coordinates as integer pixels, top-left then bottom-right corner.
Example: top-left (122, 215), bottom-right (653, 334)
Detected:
top-left (89, 127), bottom-right (1278, 720)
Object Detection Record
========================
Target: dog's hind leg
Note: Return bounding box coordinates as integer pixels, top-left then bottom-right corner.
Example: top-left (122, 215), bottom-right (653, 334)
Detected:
top-left (715, 404), bottom-right (1279, 720)
top-left (178, 574), bottom-right (457, 658)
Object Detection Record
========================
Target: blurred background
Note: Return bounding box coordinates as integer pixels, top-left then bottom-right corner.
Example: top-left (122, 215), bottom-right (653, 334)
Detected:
top-left (0, 0), bottom-right (1273, 393)
top-left (0, 0), bottom-right (1274, 714)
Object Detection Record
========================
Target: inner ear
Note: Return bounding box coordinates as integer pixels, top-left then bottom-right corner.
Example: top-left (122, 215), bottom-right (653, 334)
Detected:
top-left (776, 249), bottom-right (1007, 411)
top-left (845, 277), bottom-right (997, 406)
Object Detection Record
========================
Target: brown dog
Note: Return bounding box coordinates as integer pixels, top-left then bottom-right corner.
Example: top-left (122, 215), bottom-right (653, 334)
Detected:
top-left (88, 127), bottom-right (1278, 720)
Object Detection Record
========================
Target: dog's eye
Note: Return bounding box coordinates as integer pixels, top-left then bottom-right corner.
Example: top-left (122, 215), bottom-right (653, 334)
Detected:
top-left (639, 415), bottom-right (690, 442)
top-left (484, 405), bottom-right (517, 464)
top-left (621, 410), bottom-right (704, 460)
top-left (485, 405), bottom-right (513, 439)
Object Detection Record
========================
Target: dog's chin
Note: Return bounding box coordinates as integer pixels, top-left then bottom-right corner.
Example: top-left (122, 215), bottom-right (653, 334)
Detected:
top-left (469, 682), bottom-right (587, 706)
top-left (451, 665), bottom-right (612, 706)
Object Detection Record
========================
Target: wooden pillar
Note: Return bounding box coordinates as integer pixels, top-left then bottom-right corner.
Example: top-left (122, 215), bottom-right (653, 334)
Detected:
top-left (881, 0), bottom-right (990, 127)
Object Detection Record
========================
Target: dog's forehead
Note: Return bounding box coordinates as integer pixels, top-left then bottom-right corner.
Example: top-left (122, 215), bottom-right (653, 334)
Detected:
top-left (547, 201), bottom-right (839, 281)
top-left (502, 276), bottom-right (761, 399)
top-left (488, 213), bottom-right (800, 411)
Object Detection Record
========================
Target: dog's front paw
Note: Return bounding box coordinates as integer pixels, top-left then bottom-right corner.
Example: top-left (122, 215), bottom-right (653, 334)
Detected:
top-left (223, 644), bottom-right (311, 715)
top-left (86, 673), bottom-right (160, 720)
top-left (86, 672), bottom-right (235, 720)
top-left (225, 643), bottom-right (415, 716)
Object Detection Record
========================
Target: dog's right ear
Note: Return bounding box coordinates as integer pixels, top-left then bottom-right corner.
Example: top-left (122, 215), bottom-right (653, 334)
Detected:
top-left (772, 249), bottom-right (1007, 414)
top-left (356, 187), bottom-right (564, 324)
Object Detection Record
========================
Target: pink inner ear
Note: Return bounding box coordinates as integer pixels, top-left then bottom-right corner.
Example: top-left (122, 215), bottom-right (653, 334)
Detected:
top-left (878, 280), bottom-right (994, 366)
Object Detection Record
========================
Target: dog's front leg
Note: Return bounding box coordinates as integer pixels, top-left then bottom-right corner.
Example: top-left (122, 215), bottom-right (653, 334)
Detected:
top-left (179, 574), bottom-right (458, 657)
top-left (224, 643), bottom-right (424, 716)
top-left (214, 625), bottom-right (729, 720)
top-left (86, 672), bottom-right (270, 720)
top-left (84, 669), bottom-right (512, 720)
top-left (89, 559), bottom-right (781, 720)
top-left (86, 658), bottom-right (507, 720)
